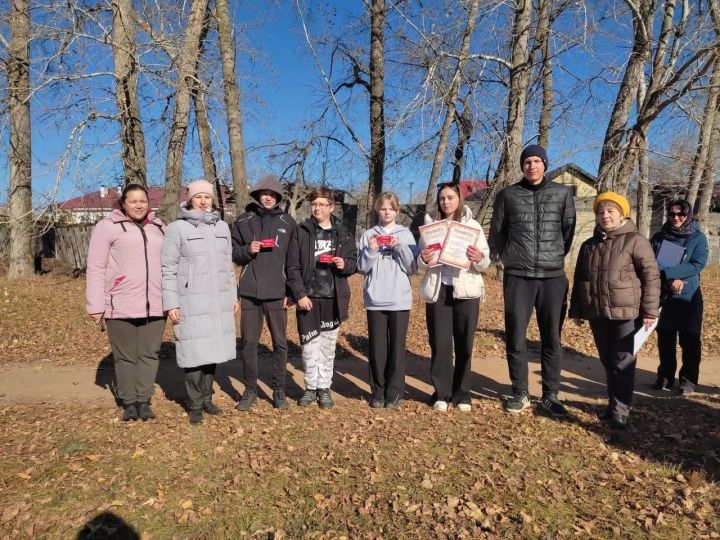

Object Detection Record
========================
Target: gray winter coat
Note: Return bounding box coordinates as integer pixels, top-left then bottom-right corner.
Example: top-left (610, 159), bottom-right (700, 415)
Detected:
top-left (162, 207), bottom-right (238, 368)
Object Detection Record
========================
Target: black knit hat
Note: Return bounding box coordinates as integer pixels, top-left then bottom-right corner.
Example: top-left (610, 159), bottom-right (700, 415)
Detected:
top-left (519, 144), bottom-right (548, 171)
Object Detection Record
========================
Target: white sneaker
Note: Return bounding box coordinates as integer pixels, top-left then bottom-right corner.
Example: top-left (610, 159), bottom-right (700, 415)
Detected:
top-left (456, 403), bottom-right (471, 412)
top-left (433, 400), bottom-right (448, 412)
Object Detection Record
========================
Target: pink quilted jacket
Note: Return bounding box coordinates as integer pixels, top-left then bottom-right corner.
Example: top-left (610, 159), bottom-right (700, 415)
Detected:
top-left (86, 209), bottom-right (165, 319)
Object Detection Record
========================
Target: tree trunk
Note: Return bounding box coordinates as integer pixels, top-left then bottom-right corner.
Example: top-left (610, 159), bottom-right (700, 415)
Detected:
top-left (636, 134), bottom-right (652, 237)
top-left (597, 0), bottom-right (655, 193)
top-left (689, 0), bottom-right (720, 208)
top-left (423, 0), bottom-right (480, 211)
top-left (365, 0), bottom-right (386, 227)
top-left (215, 0), bottom-right (249, 213)
top-left (111, 0), bottom-right (147, 187)
top-left (477, 0), bottom-right (533, 221)
top-left (686, 52), bottom-right (720, 208)
top-left (189, 4), bottom-right (223, 219)
top-left (695, 93), bottom-right (720, 227)
top-left (452, 96), bottom-right (473, 184)
top-left (7, 0), bottom-right (34, 280)
top-left (536, 0), bottom-right (552, 150)
top-left (158, 0), bottom-right (210, 223)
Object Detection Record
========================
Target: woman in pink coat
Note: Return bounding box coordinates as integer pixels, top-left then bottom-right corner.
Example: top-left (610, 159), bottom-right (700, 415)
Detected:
top-left (86, 184), bottom-right (166, 421)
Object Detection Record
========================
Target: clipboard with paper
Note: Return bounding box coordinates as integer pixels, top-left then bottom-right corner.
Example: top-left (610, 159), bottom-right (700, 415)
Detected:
top-left (656, 240), bottom-right (685, 269)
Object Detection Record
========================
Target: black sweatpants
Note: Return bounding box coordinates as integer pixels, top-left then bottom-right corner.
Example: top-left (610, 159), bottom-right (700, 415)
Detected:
top-left (656, 329), bottom-right (702, 386)
top-left (184, 364), bottom-right (216, 411)
top-left (367, 309), bottom-right (410, 402)
top-left (590, 319), bottom-right (638, 417)
top-left (503, 274), bottom-right (567, 397)
top-left (426, 285), bottom-right (479, 404)
top-left (240, 297), bottom-right (288, 391)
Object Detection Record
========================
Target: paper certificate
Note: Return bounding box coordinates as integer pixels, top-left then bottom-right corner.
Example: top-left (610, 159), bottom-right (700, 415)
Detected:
top-left (438, 222), bottom-right (481, 270)
top-left (632, 311), bottom-right (661, 356)
top-left (418, 220), bottom-right (449, 267)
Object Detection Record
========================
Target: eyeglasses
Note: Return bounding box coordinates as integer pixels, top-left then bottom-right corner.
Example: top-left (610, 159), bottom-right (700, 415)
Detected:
top-left (310, 202), bottom-right (332, 208)
top-left (668, 212), bottom-right (687, 218)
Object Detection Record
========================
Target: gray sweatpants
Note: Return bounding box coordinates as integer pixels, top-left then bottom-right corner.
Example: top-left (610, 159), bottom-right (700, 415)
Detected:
top-left (301, 328), bottom-right (339, 390)
top-left (106, 317), bottom-right (165, 406)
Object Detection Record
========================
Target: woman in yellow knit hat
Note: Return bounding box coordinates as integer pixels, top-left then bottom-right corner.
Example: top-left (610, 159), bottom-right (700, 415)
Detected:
top-left (569, 192), bottom-right (660, 429)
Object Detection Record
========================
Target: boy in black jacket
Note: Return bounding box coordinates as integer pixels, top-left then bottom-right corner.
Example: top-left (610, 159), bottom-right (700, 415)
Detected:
top-left (287, 187), bottom-right (357, 409)
top-left (232, 174), bottom-right (298, 410)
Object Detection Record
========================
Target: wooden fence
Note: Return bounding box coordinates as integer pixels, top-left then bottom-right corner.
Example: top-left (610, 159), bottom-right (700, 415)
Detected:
top-left (54, 224), bottom-right (93, 271)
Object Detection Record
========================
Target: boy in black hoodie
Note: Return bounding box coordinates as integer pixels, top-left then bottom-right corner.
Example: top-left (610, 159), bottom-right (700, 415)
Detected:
top-left (232, 174), bottom-right (298, 410)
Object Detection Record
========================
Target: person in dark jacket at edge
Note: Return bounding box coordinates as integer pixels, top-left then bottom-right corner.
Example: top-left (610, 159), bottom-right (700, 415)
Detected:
top-left (232, 174), bottom-right (298, 411)
top-left (650, 199), bottom-right (708, 396)
top-left (489, 144), bottom-right (576, 418)
top-left (286, 187), bottom-right (358, 409)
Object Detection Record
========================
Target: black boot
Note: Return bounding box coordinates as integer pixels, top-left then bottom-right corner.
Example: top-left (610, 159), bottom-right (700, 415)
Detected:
top-left (122, 404), bottom-right (138, 422)
top-left (137, 402), bottom-right (156, 421)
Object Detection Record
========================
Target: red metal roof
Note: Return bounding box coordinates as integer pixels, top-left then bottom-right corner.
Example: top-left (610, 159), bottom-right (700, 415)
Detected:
top-left (458, 180), bottom-right (488, 198)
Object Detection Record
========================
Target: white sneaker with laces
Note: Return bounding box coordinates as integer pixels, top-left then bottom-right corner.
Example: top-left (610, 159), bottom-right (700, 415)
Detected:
top-left (457, 403), bottom-right (471, 412)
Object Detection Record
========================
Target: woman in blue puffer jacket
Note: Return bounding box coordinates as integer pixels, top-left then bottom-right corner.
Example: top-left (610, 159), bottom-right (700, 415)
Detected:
top-left (650, 199), bottom-right (708, 395)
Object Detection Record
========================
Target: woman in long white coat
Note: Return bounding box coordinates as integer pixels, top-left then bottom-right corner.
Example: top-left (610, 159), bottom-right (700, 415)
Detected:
top-left (162, 180), bottom-right (238, 424)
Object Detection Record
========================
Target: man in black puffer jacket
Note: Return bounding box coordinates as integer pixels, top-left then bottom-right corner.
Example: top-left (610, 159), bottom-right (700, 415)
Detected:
top-left (490, 145), bottom-right (576, 418)
top-left (232, 174), bottom-right (298, 411)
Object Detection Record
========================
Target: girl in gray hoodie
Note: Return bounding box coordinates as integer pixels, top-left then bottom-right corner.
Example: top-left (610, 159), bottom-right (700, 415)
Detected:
top-left (357, 192), bottom-right (418, 409)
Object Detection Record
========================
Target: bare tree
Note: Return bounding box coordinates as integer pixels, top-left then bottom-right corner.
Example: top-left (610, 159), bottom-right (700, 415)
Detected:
top-left (477, 0), bottom-right (533, 221)
top-left (111, 0), bottom-right (147, 187)
top-left (216, 0), bottom-right (250, 211)
top-left (687, 0), bottom-right (720, 210)
top-left (367, 0), bottom-right (386, 225)
top-left (452, 94), bottom-right (473, 184)
top-left (695, 0), bottom-right (720, 226)
top-left (535, 0), bottom-right (553, 150)
top-left (598, 0), bottom-right (715, 199)
top-left (423, 0), bottom-right (481, 211)
top-left (157, 0), bottom-right (210, 223)
top-left (7, 0), bottom-right (33, 279)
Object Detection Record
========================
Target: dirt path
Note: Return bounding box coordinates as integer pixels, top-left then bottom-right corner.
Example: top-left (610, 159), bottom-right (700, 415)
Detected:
top-left (1, 351), bottom-right (718, 405)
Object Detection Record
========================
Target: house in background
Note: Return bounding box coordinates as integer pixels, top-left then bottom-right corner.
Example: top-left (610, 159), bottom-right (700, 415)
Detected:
top-left (53, 185), bottom-right (232, 224)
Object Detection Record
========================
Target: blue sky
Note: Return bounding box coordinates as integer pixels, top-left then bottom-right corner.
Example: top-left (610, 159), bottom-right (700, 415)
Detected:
top-left (0, 0), bottom-right (708, 206)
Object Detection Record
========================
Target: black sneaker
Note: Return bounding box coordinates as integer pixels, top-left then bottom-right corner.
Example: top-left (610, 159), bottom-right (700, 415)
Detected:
top-left (651, 377), bottom-right (672, 391)
top-left (236, 388), bottom-right (257, 411)
top-left (505, 394), bottom-right (531, 413)
top-left (188, 410), bottom-right (203, 425)
top-left (369, 397), bottom-right (385, 409)
top-left (317, 388), bottom-right (334, 409)
top-left (540, 395), bottom-right (569, 419)
top-left (272, 389), bottom-right (289, 410)
top-left (122, 404), bottom-right (138, 422)
top-left (203, 402), bottom-right (223, 415)
top-left (137, 402), bottom-right (156, 421)
top-left (597, 407), bottom-right (612, 422)
top-left (297, 389), bottom-right (317, 407)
